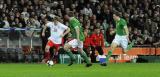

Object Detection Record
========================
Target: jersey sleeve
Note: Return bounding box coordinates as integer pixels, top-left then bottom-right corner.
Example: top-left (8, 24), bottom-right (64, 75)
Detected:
top-left (59, 22), bottom-right (68, 30)
top-left (46, 22), bottom-right (52, 28)
top-left (71, 19), bottom-right (79, 29)
top-left (121, 19), bottom-right (127, 28)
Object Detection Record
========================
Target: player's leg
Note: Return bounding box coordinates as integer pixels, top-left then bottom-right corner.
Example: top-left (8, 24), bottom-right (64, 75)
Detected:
top-left (64, 39), bottom-right (77, 66)
top-left (52, 44), bottom-right (61, 63)
top-left (121, 36), bottom-right (136, 54)
top-left (106, 42), bottom-right (118, 63)
top-left (106, 35), bottom-right (120, 64)
top-left (83, 47), bottom-right (90, 57)
top-left (42, 40), bottom-right (53, 63)
top-left (121, 37), bottom-right (129, 54)
top-left (126, 39), bottom-right (136, 52)
top-left (77, 42), bottom-right (92, 67)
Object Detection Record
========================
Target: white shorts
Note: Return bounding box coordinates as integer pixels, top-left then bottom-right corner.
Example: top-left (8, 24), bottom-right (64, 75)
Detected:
top-left (112, 34), bottom-right (128, 50)
top-left (67, 39), bottom-right (83, 48)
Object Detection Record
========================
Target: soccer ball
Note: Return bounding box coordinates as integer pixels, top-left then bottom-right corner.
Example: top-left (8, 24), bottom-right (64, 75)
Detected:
top-left (47, 60), bottom-right (54, 66)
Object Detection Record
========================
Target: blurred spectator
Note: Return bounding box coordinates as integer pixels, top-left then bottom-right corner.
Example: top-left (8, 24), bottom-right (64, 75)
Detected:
top-left (3, 17), bottom-right (10, 28)
top-left (14, 18), bottom-right (22, 28)
top-left (0, 0), bottom-right (159, 46)
top-left (0, 18), bottom-right (5, 28)
top-left (137, 17), bottom-right (145, 32)
top-left (82, 4), bottom-right (93, 17)
top-left (105, 25), bottom-right (115, 44)
top-left (83, 29), bottom-right (92, 57)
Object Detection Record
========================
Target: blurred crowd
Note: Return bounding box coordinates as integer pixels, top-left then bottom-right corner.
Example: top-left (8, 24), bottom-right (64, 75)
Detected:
top-left (0, 0), bottom-right (160, 46)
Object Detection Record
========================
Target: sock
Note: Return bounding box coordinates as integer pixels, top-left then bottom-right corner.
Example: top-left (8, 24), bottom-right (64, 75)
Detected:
top-left (78, 50), bottom-right (90, 64)
top-left (106, 50), bottom-right (112, 63)
top-left (127, 40), bottom-right (136, 51)
top-left (44, 52), bottom-right (50, 60)
top-left (66, 49), bottom-right (75, 61)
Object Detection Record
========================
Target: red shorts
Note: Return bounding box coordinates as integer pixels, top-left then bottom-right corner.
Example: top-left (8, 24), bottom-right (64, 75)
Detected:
top-left (46, 40), bottom-right (61, 52)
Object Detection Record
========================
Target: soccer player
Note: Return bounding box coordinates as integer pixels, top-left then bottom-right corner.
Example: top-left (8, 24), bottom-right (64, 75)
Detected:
top-left (106, 11), bottom-right (135, 65)
top-left (42, 15), bottom-right (70, 63)
top-left (64, 12), bottom-right (92, 67)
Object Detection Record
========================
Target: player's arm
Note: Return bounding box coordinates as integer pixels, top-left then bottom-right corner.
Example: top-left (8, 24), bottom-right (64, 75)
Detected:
top-left (42, 24), bottom-right (47, 37)
top-left (75, 26), bottom-right (80, 41)
top-left (124, 25), bottom-right (130, 42)
top-left (124, 26), bottom-right (129, 37)
top-left (62, 27), bottom-right (70, 37)
top-left (59, 23), bottom-right (70, 37)
top-left (122, 19), bottom-right (129, 41)
top-left (110, 29), bottom-right (116, 35)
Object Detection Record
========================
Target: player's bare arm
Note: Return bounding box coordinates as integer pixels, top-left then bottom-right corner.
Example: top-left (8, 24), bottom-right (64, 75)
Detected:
top-left (61, 27), bottom-right (70, 37)
top-left (75, 26), bottom-right (80, 41)
top-left (110, 29), bottom-right (116, 35)
top-left (42, 24), bottom-right (47, 37)
top-left (124, 26), bottom-right (130, 42)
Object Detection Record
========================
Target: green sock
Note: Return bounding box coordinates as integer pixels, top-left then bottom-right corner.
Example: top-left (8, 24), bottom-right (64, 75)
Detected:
top-left (106, 50), bottom-right (112, 63)
top-left (66, 50), bottom-right (75, 61)
top-left (78, 50), bottom-right (90, 64)
top-left (127, 40), bottom-right (136, 51)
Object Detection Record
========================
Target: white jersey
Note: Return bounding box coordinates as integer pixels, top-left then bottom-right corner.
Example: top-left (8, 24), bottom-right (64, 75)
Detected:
top-left (46, 21), bottom-right (68, 44)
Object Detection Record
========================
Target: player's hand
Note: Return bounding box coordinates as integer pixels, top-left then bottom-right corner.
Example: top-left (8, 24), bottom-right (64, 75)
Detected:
top-left (126, 35), bottom-right (131, 43)
top-left (42, 33), bottom-right (45, 37)
top-left (110, 30), bottom-right (115, 35)
top-left (60, 34), bottom-right (64, 37)
top-left (77, 39), bottom-right (81, 45)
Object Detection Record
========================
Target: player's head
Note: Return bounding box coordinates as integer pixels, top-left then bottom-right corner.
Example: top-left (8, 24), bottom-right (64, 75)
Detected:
top-left (64, 11), bottom-right (74, 21)
top-left (54, 16), bottom-right (59, 22)
top-left (113, 11), bottom-right (121, 21)
top-left (95, 27), bottom-right (101, 34)
top-left (50, 14), bottom-right (59, 25)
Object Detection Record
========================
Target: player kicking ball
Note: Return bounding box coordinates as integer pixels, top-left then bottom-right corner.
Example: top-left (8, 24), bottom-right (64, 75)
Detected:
top-left (64, 12), bottom-right (92, 67)
top-left (42, 15), bottom-right (70, 64)
top-left (106, 11), bottom-right (135, 66)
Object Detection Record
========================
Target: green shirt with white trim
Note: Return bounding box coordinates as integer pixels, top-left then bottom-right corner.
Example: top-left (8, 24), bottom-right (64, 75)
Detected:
top-left (69, 17), bottom-right (85, 41)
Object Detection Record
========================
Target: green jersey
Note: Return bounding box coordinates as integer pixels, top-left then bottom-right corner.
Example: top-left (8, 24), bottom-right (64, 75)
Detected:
top-left (115, 18), bottom-right (127, 36)
top-left (69, 17), bottom-right (85, 41)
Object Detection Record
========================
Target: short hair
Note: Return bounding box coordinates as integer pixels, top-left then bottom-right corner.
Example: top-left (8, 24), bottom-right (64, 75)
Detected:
top-left (113, 11), bottom-right (121, 17)
top-left (54, 16), bottom-right (59, 20)
top-left (68, 11), bottom-right (75, 17)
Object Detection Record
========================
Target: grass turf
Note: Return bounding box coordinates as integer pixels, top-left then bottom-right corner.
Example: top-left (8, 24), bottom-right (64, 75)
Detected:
top-left (0, 63), bottom-right (159, 77)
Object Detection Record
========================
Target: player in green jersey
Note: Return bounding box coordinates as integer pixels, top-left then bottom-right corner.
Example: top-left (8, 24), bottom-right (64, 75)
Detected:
top-left (105, 11), bottom-right (135, 66)
top-left (64, 12), bottom-right (92, 67)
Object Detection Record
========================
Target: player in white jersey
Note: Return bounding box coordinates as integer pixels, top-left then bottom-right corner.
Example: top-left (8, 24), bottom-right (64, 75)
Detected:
top-left (42, 15), bottom-right (70, 63)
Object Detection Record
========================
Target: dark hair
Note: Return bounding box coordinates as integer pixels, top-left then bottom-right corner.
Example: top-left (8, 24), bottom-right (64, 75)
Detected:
top-left (68, 11), bottom-right (75, 17)
top-left (94, 26), bottom-right (100, 30)
top-left (113, 11), bottom-right (121, 17)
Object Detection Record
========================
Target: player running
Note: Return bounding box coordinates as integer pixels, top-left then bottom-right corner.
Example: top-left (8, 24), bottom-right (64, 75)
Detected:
top-left (64, 12), bottom-right (92, 67)
top-left (42, 15), bottom-right (70, 63)
top-left (106, 11), bottom-right (135, 65)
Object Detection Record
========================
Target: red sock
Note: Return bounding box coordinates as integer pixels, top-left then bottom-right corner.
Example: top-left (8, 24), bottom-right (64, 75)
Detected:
top-left (44, 52), bottom-right (50, 61)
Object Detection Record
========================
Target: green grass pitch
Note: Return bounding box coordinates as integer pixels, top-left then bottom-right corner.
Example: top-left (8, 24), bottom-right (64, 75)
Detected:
top-left (0, 63), bottom-right (160, 77)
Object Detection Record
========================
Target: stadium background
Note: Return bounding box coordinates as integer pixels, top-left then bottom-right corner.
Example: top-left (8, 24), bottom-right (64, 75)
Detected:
top-left (0, 0), bottom-right (160, 63)
top-left (0, 0), bottom-right (160, 77)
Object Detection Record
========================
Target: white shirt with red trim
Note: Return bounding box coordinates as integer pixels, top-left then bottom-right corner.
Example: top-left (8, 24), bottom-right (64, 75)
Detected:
top-left (46, 22), bottom-right (68, 44)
